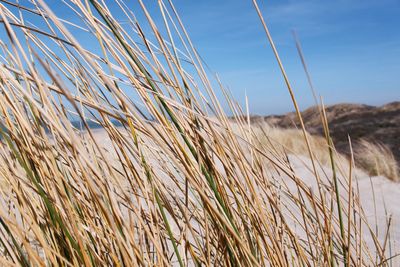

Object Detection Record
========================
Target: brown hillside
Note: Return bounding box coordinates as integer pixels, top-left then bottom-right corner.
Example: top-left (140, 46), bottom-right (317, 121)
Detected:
top-left (257, 102), bottom-right (400, 163)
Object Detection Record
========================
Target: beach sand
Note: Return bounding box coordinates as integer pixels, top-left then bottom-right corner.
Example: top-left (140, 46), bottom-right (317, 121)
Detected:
top-left (2, 126), bottom-right (398, 264)
top-left (88, 127), bottom-right (400, 264)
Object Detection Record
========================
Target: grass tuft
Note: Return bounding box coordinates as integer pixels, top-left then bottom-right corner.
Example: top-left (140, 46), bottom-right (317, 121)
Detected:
top-left (0, 0), bottom-right (394, 265)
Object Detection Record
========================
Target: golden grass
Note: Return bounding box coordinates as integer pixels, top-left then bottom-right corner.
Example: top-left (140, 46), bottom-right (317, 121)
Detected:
top-left (0, 0), bottom-right (394, 266)
top-left (251, 123), bottom-right (334, 165)
top-left (355, 140), bottom-right (399, 182)
top-left (252, 123), bottom-right (399, 182)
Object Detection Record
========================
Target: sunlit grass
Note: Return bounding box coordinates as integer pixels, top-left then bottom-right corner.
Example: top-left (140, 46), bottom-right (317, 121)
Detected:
top-left (0, 0), bottom-right (394, 265)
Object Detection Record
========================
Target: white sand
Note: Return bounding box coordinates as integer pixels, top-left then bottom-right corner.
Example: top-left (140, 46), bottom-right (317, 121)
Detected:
top-left (287, 154), bottom-right (400, 264)
top-left (89, 128), bottom-right (400, 261)
top-left (86, 127), bottom-right (400, 263)
top-left (14, 127), bottom-right (393, 264)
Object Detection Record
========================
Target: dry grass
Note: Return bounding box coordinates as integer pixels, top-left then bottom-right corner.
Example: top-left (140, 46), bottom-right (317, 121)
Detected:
top-left (251, 123), bottom-right (334, 165)
top-left (252, 123), bottom-right (399, 182)
top-left (0, 0), bottom-right (394, 266)
top-left (355, 140), bottom-right (399, 182)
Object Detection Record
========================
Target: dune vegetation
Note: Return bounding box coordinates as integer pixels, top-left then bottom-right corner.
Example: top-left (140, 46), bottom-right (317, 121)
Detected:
top-left (0, 0), bottom-right (395, 266)
top-left (252, 123), bottom-right (399, 181)
top-left (355, 140), bottom-right (399, 182)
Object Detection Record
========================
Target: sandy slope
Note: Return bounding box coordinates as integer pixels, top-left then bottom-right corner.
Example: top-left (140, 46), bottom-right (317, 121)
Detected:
top-left (26, 127), bottom-right (393, 264)
top-left (86, 127), bottom-right (400, 263)
top-left (262, 102), bottom-right (400, 165)
top-left (287, 154), bottom-right (400, 264)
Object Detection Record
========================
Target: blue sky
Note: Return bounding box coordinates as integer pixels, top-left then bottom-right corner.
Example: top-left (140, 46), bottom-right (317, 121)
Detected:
top-left (171, 0), bottom-right (400, 114)
top-left (2, 0), bottom-right (399, 115)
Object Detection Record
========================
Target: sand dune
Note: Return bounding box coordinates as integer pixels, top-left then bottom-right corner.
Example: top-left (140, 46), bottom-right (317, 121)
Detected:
top-left (87, 127), bottom-right (400, 264)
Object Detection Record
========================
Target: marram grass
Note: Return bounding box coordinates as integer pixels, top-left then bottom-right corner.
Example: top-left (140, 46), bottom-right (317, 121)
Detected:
top-left (0, 0), bottom-right (393, 266)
